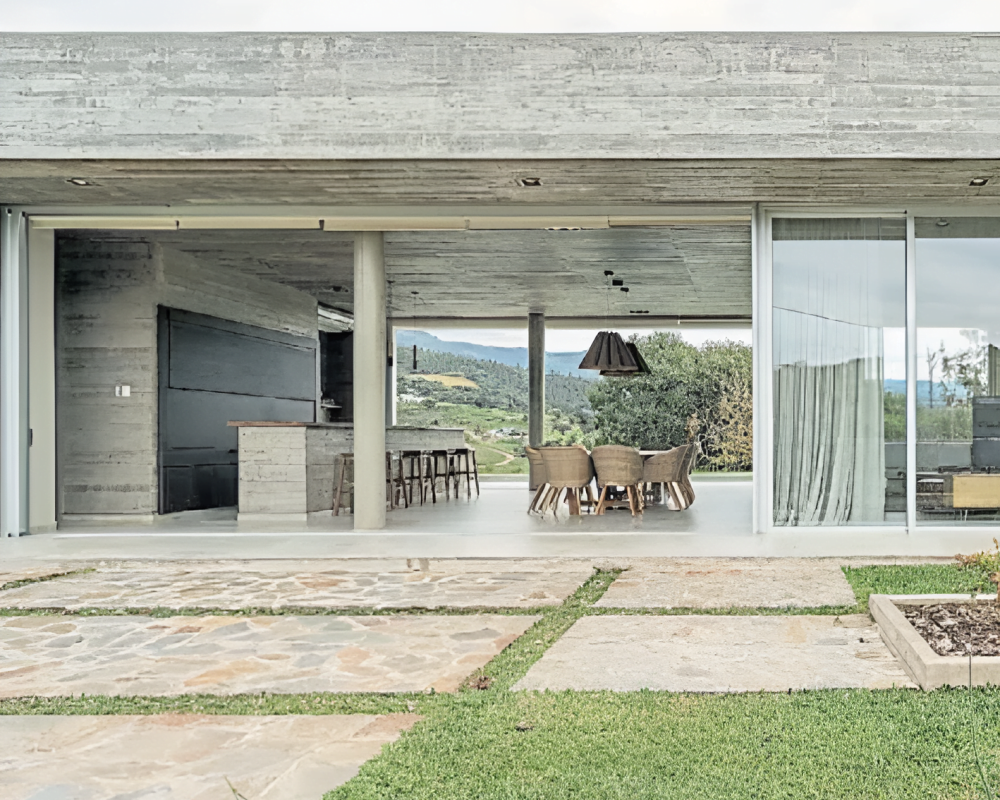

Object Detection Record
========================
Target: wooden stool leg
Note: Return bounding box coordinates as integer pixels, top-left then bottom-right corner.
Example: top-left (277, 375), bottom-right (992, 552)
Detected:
top-left (471, 450), bottom-right (480, 496)
top-left (464, 452), bottom-right (472, 499)
top-left (595, 485), bottom-right (608, 515)
top-left (428, 454), bottom-right (437, 504)
top-left (333, 456), bottom-right (346, 516)
top-left (528, 483), bottom-right (546, 514)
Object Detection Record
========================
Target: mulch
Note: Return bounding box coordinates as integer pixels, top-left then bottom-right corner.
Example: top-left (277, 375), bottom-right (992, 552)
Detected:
top-left (902, 602), bottom-right (1000, 657)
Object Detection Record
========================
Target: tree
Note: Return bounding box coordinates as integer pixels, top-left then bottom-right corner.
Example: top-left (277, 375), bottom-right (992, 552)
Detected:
top-left (586, 332), bottom-right (752, 471)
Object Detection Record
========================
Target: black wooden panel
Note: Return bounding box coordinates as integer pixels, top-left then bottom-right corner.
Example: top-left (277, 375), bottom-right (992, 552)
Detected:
top-left (162, 465), bottom-right (238, 513)
top-left (161, 390), bottom-right (313, 461)
top-left (321, 331), bottom-right (353, 422)
top-left (169, 318), bottom-right (316, 401)
top-left (158, 307), bottom-right (317, 514)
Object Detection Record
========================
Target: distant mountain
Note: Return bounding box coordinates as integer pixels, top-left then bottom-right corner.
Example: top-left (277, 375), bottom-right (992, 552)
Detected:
top-left (397, 330), bottom-right (595, 379)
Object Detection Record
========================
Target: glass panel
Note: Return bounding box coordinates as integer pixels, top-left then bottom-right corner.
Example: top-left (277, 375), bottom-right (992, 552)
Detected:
top-left (772, 218), bottom-right (906, 526)
top-left (915, 218), bottom-right (1000, 525)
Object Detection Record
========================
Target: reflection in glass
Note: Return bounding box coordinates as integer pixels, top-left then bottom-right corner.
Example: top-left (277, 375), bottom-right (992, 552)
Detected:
top-left (916, 218), bottom-right (1000, 524)
top-left (772, 219), bottom-right (906, 526)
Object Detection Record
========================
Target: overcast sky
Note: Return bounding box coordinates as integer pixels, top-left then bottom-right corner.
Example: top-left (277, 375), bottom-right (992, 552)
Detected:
top-left (3, 0), bottom-right (1000, 32)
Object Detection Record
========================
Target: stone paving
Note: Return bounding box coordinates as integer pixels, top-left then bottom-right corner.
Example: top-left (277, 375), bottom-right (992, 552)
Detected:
top-left (0, 614), bottom-right (537, 697)
top-left (513, 614), bottom-right (914, 692)
top-left (595, 558), bottom-right (859, 609)
top-left (0, 562), bottom-right (85, 588)
top-left (0, 558), bottom-right (593, 610)
top-left (2, 713), bottom-right (420, 800)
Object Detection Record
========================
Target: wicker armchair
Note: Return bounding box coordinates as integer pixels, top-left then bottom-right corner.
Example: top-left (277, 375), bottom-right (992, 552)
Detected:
top-left (537, 446), bottom-right (596, 515)
top-left (642, 445), bottom-right (690, 511)
top-left (525, 446), bottom-right (550, 514)
top-left (679, 441), bottom-right (700, 507)
top-left (591, 445), bottom-right (645, 515)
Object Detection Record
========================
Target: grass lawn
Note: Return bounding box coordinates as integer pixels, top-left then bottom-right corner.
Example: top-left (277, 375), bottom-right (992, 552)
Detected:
top-left (844, 564), bottom-right (998, 611)
top-left (328, 689), bottom-right (1000, 800)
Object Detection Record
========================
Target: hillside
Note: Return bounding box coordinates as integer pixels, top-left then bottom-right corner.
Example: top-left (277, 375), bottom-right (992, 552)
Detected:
top-left (397, 347), bottom-right (593, 420)
top-left (397, 330), bottom-right (593, 378)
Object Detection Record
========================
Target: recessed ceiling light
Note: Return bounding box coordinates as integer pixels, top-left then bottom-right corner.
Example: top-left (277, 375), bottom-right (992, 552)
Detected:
top-left (612, 278), bottom-right (624, 287)
top-left (620, 287), bottom-right (630, 293)
top-left (67, 178), bottom-right (93, 186)
top-left (936, 218), bottom-right (950, 227)
top-left (604, 270), bottom-right (614, 277)
top-left (970, 178), bottom-right (990, 187)
top-left (517, 177), bottom-right (543, 187)
top-left (629, 310), bottom-right (650, 314)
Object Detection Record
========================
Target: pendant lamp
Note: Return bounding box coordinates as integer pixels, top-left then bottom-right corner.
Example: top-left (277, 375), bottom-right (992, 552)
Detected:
top-left (579, 273), bottom-right (651, 377)
top-left (579, 331), bottom-right (640, 373)
top-left (599, 341), bottom-right (651, 377)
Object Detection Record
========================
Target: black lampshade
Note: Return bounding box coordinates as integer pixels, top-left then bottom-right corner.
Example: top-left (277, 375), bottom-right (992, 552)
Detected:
top-left (578, 331), bottom-right (638, 372)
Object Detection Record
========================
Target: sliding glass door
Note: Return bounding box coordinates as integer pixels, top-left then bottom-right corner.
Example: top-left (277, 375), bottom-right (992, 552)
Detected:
top-left (771, 219), bottom-right (906, 526)
top-left (916, 218), bottom-right (1000, 525)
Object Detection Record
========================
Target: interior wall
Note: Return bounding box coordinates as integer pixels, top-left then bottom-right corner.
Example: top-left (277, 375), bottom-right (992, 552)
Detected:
top-left (56, 236), bottom-right (318, 518)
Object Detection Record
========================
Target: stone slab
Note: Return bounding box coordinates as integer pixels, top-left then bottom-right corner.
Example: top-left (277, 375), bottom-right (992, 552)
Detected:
top-left (1, 713), bottom-right (419, 800)
top-left (0, 558), bottom-right (592, 610)
top-left (0, 614), bottom-right (537, 697)
top-left (595, 558), bottom-right (858, 609)
top-left (0, 563), bottom-right (83, 588)
top-left (871, 594), bottom-right (1000, 690)
top-left (513, 615), bottom-right (914, 692)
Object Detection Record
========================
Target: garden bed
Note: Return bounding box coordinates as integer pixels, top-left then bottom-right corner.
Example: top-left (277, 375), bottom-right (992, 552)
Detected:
top-left (902, 602), bottom-right (1000, 657)
top-left (870, 594), bottom-right (1000, 689)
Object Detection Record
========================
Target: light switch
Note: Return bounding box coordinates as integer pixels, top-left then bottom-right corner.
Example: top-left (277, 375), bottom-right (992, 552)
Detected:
top-left (115, 385), bottom-right (131, 397)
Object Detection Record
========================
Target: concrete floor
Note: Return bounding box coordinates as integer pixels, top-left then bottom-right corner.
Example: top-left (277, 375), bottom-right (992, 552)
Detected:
top-left (2, 478), bottom-right (996, 560)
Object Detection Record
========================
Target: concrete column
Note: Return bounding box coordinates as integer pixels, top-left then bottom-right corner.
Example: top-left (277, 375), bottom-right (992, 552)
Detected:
top-left (385, 323), bottom-right (397, 427)
top-left (528, 312), bottom-right (545, 487)
top-left (0, 207), bottom-right (29, 538)
top-left (28, 227), bottom-right (56, 532)
top-left (353, 232), bottom-right (387, 530)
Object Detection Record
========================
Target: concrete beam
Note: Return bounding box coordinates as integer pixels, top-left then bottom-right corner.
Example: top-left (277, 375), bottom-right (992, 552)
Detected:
top-left (353, 232), bottom-right (387, 531)
top-left (5, 34), bottom-right (1000, 160)
top-left (1, 208), bottom-right (29, 537)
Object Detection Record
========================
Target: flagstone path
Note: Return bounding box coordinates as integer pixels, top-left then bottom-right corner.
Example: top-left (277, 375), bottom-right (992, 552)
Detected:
top-left (0, 614), bottom-right (537, 697)
top-left (0, 562), bottom-right (85, 588)
top-left (2, 713), bottom-right (420, 800)
top-left (514, 614), bottom-right (914, 692)
top-left (0, 558), bottom-right (593, 610)
top-left (595, 558), bottom-right (858, 608)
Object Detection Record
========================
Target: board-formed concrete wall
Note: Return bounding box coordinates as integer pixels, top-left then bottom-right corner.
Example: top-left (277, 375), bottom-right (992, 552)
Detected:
top-left (3, 33), bottom-right (1000, 160)
top-left (56, 238), bottom-right (318, 518)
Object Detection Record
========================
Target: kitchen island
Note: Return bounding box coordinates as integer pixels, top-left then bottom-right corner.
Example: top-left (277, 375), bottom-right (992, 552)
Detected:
top-left (229, 421), bottom-right (466, 521)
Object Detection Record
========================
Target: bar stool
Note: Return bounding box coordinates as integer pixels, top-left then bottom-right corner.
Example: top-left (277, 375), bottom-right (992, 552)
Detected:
top-left (450, 447), bottom-right (480, 499)
top-left (430, 449), bottom-right (453, 499)
top-left (386, 451), bottom-right (408, 509)
top-left (333, 453), bottom-right (353, 516)
top-left (401, 449), bottom-right (437, 505)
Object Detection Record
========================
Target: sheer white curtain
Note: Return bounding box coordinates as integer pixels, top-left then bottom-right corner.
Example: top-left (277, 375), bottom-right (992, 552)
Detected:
top-left (772, 219), bottom-right (901, 526)
top-left (773, 313), bottom-right (885, 525)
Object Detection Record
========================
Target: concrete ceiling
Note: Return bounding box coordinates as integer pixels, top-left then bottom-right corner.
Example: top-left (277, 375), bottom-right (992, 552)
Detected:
top-left (61, 224), bottom-right (752, 320)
